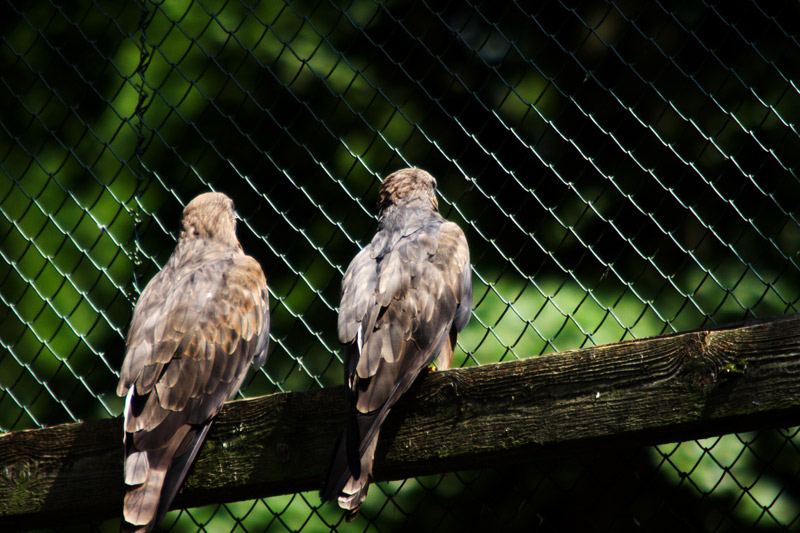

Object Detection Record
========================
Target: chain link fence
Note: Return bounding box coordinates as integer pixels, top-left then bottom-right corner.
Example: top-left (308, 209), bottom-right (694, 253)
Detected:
top-left (2, 0), bottom-right (799, 530)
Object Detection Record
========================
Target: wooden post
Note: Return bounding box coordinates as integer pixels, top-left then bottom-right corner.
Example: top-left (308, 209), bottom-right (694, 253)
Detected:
top-left (3, 314), bottom-right (800, 529)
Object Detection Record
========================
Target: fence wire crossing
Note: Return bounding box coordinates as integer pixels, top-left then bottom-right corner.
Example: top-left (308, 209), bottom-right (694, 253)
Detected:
top-left (1, 1), bottom-right (799, 531)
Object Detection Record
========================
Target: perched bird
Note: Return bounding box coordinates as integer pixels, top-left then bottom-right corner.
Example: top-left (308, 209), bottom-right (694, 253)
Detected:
top-left (321, 168), bottom-right (472, 519)
top-left (117, 192), bottom-right (270, 532)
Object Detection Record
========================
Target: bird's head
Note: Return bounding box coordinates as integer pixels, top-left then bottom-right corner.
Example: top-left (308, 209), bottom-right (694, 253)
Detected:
top-left (179, 192), bottom-right (240, 247)
top-left (377, 168), bottom-right (438, 215)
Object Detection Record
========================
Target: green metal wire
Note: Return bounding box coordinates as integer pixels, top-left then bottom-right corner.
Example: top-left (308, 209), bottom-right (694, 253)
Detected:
top-left (1, 0), bottom-right (799, 531)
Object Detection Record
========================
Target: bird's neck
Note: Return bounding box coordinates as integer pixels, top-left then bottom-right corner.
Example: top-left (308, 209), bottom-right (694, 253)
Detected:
top-left (167, 237), bottom-right (239, 269)
top-left (379, 197), bottom-right (437, 221)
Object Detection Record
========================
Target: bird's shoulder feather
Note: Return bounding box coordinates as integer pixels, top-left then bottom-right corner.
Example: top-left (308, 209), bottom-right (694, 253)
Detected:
top-left (118, 244), bottom-right (269, 432)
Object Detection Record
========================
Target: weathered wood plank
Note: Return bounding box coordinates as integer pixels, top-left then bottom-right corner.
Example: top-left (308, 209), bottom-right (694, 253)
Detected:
top-left (3, 314), bottom-right (800, 529)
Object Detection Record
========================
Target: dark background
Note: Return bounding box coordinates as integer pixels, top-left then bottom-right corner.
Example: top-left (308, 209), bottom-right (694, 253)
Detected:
top-left (1, 1), bottom-right (799, 530)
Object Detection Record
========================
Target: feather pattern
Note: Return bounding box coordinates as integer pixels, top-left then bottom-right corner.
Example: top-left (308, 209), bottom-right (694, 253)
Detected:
top-left (117, 192), bottom-right (269, 532)
top-left (321, 168), bottom-right (472, 519)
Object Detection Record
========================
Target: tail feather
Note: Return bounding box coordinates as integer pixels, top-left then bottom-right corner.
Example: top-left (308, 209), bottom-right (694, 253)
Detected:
top-left (320, 431), bottom-right (348, 503)
top-left (122, 466), bottom-right (168, 528)
top-left (124, 450), bottom-right (149, 486)
top-left (120, 519), bottom-right (150, 533)
top-left (320, 429), bottom-right (378, 521)
top-left (322, 334), bottom-right (451, 519)
top-left (321, 410), bottom-right (384, 519)
top-left (154, 424), bottom-right (211, 524)
top-left (121, 423), bottom-right (202, 532)
top-left (338, 433), bottom-right (379, 520)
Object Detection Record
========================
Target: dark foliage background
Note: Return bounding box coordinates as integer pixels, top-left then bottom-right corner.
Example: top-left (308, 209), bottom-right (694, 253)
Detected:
top-left (1, 1), bottom-right (799, 531)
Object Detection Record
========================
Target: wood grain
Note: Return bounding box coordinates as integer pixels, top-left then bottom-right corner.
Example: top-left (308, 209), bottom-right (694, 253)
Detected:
top-left (3, 314), bottom-right (800, 529)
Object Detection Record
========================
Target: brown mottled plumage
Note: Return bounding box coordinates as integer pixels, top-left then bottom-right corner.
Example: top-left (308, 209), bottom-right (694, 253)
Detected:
top-left (117, 192), bottom-right (269, 532)
top-left (321, 168), bottom-right (472, 519)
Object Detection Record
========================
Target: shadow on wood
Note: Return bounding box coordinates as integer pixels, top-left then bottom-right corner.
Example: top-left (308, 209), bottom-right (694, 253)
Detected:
top-left (3, 314), bottom-right (800, 529)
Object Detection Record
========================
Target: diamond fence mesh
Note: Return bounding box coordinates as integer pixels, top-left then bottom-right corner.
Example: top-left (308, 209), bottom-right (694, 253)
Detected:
top-left (1, 0), bottom-right (799, 531)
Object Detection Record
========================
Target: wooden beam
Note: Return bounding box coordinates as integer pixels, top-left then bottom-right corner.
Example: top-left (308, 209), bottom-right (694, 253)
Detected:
top-left (3, 314), bottom-right (800, 529)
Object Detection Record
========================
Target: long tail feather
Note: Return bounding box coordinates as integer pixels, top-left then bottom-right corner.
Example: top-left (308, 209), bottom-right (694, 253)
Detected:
top-left (121, 422), bottom-right (207, 532)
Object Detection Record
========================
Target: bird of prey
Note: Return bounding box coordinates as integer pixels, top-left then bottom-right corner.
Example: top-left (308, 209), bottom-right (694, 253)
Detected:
top-left (321, 168), bottom-right (472, 519)
top-left (117, 192), bottom-right (270, 532)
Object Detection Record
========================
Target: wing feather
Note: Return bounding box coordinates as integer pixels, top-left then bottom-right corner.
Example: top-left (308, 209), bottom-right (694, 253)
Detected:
top-left (436, 222), bottom-right (472, 331)
top-left (324, 196), bottom-right (473, 516)
top-left (119, 243), bottom-right (269, 531)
